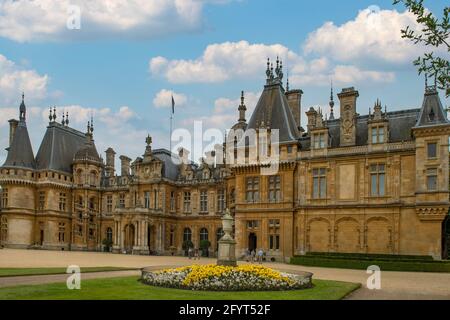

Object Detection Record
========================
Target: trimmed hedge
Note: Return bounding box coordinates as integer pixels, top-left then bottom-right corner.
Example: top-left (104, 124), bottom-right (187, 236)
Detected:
top-left (290, 255), bottom-right (450, 273)
top-left (305, 252), bottom-right (434, 261)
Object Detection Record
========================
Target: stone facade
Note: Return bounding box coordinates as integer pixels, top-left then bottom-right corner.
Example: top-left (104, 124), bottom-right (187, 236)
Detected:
top-left (1, 66), bottom-right (449, 261)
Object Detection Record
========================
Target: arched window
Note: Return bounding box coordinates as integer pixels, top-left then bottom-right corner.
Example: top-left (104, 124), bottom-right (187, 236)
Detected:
top-left (200, 228), bottom-right (209, 241)
top-left (183, 228), bottom-right (192, 242)
top-left (106, 227), bottom-right (113, 243)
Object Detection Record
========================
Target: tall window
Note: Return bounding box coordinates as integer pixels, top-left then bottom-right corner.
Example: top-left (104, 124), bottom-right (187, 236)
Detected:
top-left (371, 126), bottom-right (385, 144)
top-left (106, 195), bottom-right (113, 213)
top-left (58, 223), bottom-right (65, 242)
top-left (1, 188), bottom-right (8, 208)
top-left (144, 191), bottom-right (150, 209)
top-left (370, 164), bottom-right (386, 197)
top-left (0, 216), bottom-right (7, 242)
top-left (170, 191), bottom-right (176, 212)
top-left (427, 142), bottom-right (437, 159)
top-left (183, 228), bottom-right (192, 242)
top-left (200, 190), bottom-right (208, 213)
top-left (268, 219), bottom-right (280, 251)
top-left (106, 227), bottom-right (113, 243)
top-left (118, 194), bottom-right (125, 208)
top-left (268, 175), bottom-right (281, 202)
top-left (183, 192), bottom-right (191, 213)
top-left (427, 168), bottom-right (438, 191)
top-left (59, 193), bottom-right (67, 211)
top-left (312, 168), bottom-right (327, 199)
top-left (38, 191), bottom-right (45, 210)
top-left (246, 177), bottom-right (260, 202)
top-left (153, 190), bottom-right (158, 209)
top-left (313, 133), bottom-right (326, 149)
top-left (200, 228), bottom-right (209, 241)
top-left (217, 189), bottom-right (225, 213)
top-left (169, 228), bottom-right (175, 247)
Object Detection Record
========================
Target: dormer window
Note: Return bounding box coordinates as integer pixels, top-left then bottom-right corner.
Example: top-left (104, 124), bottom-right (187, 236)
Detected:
top-left (312, 132), bottom-right (326, 149)
top-left (427, 142), bottom-right (437, 159)
top-left (371, 126), bottom-right (385, 144)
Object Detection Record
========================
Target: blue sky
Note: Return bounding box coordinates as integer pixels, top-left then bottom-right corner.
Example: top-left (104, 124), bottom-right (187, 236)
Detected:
top-left (0, 0), bottom-right (448, 164)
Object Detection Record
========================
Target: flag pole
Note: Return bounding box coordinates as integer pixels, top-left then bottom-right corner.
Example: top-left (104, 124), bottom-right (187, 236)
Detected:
top-left (170, 95), bottom-right (174, 154)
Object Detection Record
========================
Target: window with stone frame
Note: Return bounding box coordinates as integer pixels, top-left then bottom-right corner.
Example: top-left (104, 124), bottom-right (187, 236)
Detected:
top-left (144, 191), bottom-right (150, 209)
top-left (312, 132), bottom-right (326, 149)
top-left (183, 228), bottom-right (192, 242)
top-left (59, 193), bottom-right (67, 211)
top-left (217, 189), bottom-right (225, 213)
top-left (268, 175), bottom-right (281, 202)
top-left (268, 219), bottom-right (280, 251)
top-left (183, 191), bottom-right (191, 213)
top-left (0, 216), bottom-right (7, 242)
top-left (200, 190), bottom-right (208, 213)
top-left (246, 220), bottom-right (259, 229)
top-left (200, 228), bottom-right (209, 241)
top-left (427, 142), bottom-right (438, 159)
top-left (1, 188), bottom-right (8, 208)
top-left (246, 177), bottom-right (260, 203)
top-left (312, 168), bottom-right (327, 199)
top-left (118, 194), bottom-right (125, 208)
top-left (153, 189), bottom-right (158, 209)
top-left (370, 164), bottom-right (386, 197)
top-left (58, 222), bottom-right (65, 242)
top-left (371, 126), bottom-right (385, 144)
top-left (427, 168), bottom-right (438, 191)
top-left (38, 191), bottom-right (46, 210)
top-left (106, 195), bottom-right (113, 213)
top-left (170, 191), bottom-right (176, 212)
top-left (89, 228), bottom-right (95, 240)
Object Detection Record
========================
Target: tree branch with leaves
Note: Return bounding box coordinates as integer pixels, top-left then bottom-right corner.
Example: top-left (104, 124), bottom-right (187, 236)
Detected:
top-left (393, 0), bottom-right (449, 97)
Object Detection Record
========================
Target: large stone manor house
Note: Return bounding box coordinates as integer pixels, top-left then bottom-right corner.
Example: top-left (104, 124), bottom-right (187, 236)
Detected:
top-left (1, 60), bottom-right (449, 261)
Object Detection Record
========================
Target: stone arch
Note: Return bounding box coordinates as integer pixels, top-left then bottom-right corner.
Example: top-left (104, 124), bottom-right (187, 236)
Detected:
top-left (335, 217), bottom-right (360, 253)
top-left (307, 217), bottom-right (331, 253)
top-left (366, 217), bottom-right (392, 254)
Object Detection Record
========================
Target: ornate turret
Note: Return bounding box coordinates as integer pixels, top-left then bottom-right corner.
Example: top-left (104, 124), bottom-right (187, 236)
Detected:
top-left (238, 91), bottom-right (246, 123)
top-left (329, 82), bottom-right (335, 120)
top-left (2, 94), bottom-right (35, 169)
top-left (73, 119), bottom-right (101, 164)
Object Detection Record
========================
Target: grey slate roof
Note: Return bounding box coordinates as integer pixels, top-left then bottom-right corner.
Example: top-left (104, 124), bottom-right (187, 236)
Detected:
top-left (74, 136), bottom-right (101, 163)
top-left (35, 122), bottom-right (87, 173)
top-left (246, 80), bottom-right (300, 143)
top-left (414, 87), bottom-right (449, 127)
top-left (152, 149), bottom-right (180, 181)
top-left (2, 120), bottom-right (35, 169)
top-left (300, 108), bottom-right (420, 150)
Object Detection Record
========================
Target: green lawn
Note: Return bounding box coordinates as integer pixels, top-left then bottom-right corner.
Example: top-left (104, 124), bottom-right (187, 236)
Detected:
top-left (0, 267), bottom-right (137, 277)
top-left (0, 276), bottom-right (360, 300)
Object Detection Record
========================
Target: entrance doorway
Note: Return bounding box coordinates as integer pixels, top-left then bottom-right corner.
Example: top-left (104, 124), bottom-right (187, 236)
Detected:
top-left (248, 232), bottom-right (257, 251)
top-left (442, 215), bottom-right (450, 259)
top-left (124, 224), bottom-right (135, 253)
top-left (39, 229), bottom-right (44, 246)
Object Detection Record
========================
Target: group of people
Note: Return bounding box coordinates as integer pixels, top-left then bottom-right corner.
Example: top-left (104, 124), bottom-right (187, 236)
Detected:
top-left (187, 247), bottom-right (201, 260)
top-left (245, 248), bottom-right (265, 264)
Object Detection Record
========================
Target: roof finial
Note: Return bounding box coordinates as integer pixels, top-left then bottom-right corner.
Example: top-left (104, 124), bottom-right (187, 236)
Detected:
top-left (49, 107), bottom-right (53, 122)
top-left (279, 59), bottom-right (283, 81)
top-left (22, 92), bottom-right (24, 102)
top-left (52, 107), bottom-right (56, 121)
top-left (425, 73), bottom-right (428, 88)
top-left (66, 111), bottom-right (69, 126)
top-left (90, 115), bottom-right (94, 133)
top-left (238, 90), bottom-right (246, 122)
top-left (329, 80), bottom-right (335, 120)
top-left (266, 58), bottom-right (271, 80)
top-left (87, 120), bottom-right (90, 133)
top-left (62, 112), bottom-right (65, 125)
top-left (286, 71), bottom-right (290, 91)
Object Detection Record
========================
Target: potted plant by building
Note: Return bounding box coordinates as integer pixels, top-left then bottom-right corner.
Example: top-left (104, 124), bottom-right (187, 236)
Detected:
top-left (182, 240), bottom-right (194, 256)
top-left (200, 239), bottom-right (211, 257)
top-left (102, 238), bottom-right (113, 252)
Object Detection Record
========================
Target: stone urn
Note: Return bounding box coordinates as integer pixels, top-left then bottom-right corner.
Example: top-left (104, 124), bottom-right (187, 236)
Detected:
top-left (217, 209), bottom-right (237, 266)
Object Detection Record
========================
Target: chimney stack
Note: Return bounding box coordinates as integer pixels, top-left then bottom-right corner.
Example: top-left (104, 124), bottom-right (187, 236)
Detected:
top-left (105, 148), bottom-right (116, 177)
top-left (8, 119), bottom-right (19, 148)
top-left (119, 155), bottom-right (131, 176)
top-left (285, 89), bottom-right (303, 130)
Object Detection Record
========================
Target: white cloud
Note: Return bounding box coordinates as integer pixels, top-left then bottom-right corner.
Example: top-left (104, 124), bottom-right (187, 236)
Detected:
top-left (303, 7), bottom-right (425, 64)
top-left (150, 40), bottom-right (305, 83)
top-left (0, 0), bottom-right (224, 42)
top-left (153, 89), bottom-right (187, 108)
top-left (0, 54), bottom-right (49, 105)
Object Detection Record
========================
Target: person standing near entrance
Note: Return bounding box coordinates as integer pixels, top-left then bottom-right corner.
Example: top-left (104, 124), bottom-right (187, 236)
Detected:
top-left (251, 250), bottom-right (256, 263)
top-left (257, 248), bottom-right (264, 264)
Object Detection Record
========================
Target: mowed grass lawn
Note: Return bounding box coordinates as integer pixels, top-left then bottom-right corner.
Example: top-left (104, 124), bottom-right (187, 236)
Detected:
top-left (0, 276), bottom-right (360, 300)
top-left (0, 267), bottom-right (136, 277)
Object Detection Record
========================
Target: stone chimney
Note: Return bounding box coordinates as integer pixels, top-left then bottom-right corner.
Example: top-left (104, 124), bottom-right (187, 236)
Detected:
top-left (119, 155), bottom-right (131, 176)
top-left (285, 89), bottom-right (303, 130)
top-left (8, 119), bottom-right (18, 148)
top-left (338, 87), bottom-right (359, 147)
top-left (306, 107), bottom-right (317, 132)
top-left (105, 147), bottom-right (116, 177)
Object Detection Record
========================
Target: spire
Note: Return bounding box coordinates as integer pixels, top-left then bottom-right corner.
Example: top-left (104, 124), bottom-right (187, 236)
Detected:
top-left (238, 90), bottom-right (247, 123)
top-left (19, 92), bottom-right (26, 121)
top-left (52, 107), bottom-right (56, 121)
top-left (286, 72), bottom-right (290, 91)
top-left (266, 58), bottom-right (271, 81)
top-left (329, 81), bottom-right (335, 120)
top-left (66, 111), bottom-right (69, 126)
top-left (62, 112), bottom-right (65, 125)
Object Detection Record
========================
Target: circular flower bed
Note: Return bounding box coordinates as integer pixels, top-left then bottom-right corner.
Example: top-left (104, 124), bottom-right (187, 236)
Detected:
top-left (141, 264), bottom-right (312, 291)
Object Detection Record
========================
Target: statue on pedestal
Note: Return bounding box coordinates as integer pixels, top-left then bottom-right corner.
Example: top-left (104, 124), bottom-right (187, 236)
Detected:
top-left (217, 208), bottom-right (237, 267)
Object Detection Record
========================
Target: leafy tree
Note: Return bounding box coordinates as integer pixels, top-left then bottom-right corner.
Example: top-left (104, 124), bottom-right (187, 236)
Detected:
top-left (393, 0), bottom-right (449, 96)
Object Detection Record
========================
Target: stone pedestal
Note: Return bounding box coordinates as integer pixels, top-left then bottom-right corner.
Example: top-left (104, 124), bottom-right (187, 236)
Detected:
top-left (217, 239), bottom-right (237, 266)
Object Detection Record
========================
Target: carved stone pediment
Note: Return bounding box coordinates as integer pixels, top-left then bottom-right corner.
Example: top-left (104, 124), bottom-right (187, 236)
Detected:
top-left (416, 206), bottom-right (449, 221)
